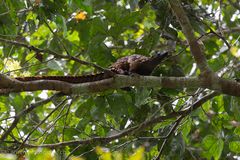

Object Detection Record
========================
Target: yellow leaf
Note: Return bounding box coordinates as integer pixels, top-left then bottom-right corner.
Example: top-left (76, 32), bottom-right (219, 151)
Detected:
top-left (70, 156), bottom-right (85, 160)
top-left (96, 146), bottom-right (112, 160)
top-left (96, 146), bottom-right (104, 155)
top-left (4, 58), bottom-right (22, 76)
top-left (129, 147), bottom-right (145, 160)
top-left (100, 152), bottom-right (112, 160)
top-left (134, 24), bottom-right (144, 39)
top-left (230, 46), bottom-right (240, 58)
top-left (22, 71), bottom-right (31, 76)
top-left (75, 11), bottom-right (87, 21)
top-left (113, 152), bottom-right (122, 160)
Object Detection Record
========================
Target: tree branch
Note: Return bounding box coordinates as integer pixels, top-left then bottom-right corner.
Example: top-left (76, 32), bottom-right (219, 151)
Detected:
top-left (0, 74), bottom-right (72, 94)
top-left (15, 91), bottom-right (218, 149)
top-left (17, 98), bottom-right (68, 150)
top-left (0, 37), bottom-right (105, 71)
top-left (169, 0), bottom-right (212, 74)
top-left (0, 94), bottom-right (60, 142)
top-left (0, 74), bottom-right (200, 94)
top-left (1, 74), bottom-right (240, 96)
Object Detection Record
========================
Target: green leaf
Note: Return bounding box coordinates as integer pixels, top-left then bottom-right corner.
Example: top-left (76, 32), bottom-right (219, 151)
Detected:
top-left (107, 93), bottom-right (131, 117)
top-left (136, 28), bottom-right (160, 54)
top-left (229, 141), bottom-right (240, 154)
top-left (181, 118), bottom-right (192, 143)
top-left (90, 96), bottom-right (108, 120)
top-left (231, 97), bottom-right (240, 121)
top-left (223, 96), bottom-right (232, 115)
top-left (134, 88), bottom-right (151, 106)
top-left (208, 54), bottom-right (226, 72)
top-left (90, 17), bottom-right (108, 36)
top-left (73, 20), bottom-right (91, 47)
top-left (153, 119), bottom-right (175, 130)
top-left (63, 128), bottom-right (80, 141)
top-left (204, 39), bottom-right (219, 55)
top-left (26, 148), bottom-right (55, 160)
top-left (0, 102), bottom-right (7, 113)
top-left (9, 94), bottom-right (25, 113)
top-left (202, 135), bottom-right (224, 160)
top-left (73, 0), bottom-right (93, 14)
top-left (0, 0), bottom-right (239, 158)
top-left (234, 127), bottom-right (240, 136)
top-left (47, 60), bottom-right (63, 71)
top-left (0, 154), bottom-right (16, 160)
top-left (87, 40), bottom-right (114, 67)
top-left (212, 95), bottom-right (224, 113)
top-left (75, 98), bottom-right (94, 118)
top-left (55, 15), bottom-right (67, 37)
top-left (66, 30), bottom-right (80, 44)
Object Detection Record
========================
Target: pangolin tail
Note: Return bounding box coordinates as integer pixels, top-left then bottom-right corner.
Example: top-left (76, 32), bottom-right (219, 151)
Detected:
top-left (15, 72), bottom-right (113, 84)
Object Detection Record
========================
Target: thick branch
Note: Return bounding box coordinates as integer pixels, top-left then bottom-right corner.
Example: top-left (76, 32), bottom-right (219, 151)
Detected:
top-left (0, 74), bottom-right (200, 94)
top-left (1, 74), bottom-right (240, 97)
top-left (169, 0), bottom-right (211, 74)
top-left (0, 74), bottom-right (72, 94)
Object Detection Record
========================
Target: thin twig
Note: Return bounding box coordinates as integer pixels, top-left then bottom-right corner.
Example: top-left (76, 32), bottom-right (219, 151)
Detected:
top-left (155, 116), bottom-right (184, 160)
top-left (17, 98), bottom-right (68, 150)
top-left (15, 92), bottom-right (218, 149)
top-left (0, 93), bottom-right (62, 142)
top-left (0, 37), bottom-right (106, 71)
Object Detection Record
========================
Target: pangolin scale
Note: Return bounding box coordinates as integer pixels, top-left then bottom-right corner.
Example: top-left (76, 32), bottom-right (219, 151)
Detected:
top-left (15, 52), bottom-right (168, 83)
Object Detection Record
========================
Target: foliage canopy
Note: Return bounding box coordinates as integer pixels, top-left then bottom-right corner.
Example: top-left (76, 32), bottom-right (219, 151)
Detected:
top-left (0, 0), bottom-right (240, 159)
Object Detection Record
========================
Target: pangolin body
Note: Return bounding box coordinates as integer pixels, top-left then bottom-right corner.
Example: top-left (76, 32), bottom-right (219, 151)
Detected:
top-left (15, 52), bottom-right (168, 83)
